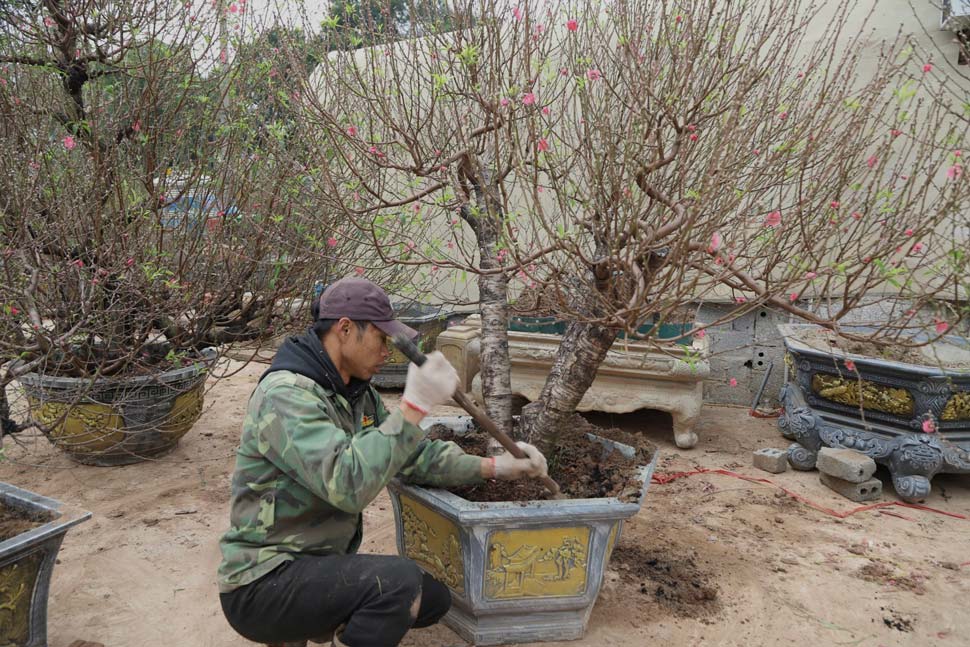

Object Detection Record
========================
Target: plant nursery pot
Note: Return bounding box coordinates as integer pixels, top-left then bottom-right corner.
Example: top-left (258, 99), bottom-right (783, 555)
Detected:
top-left (778, 324), bottom-right (970, 502)
top-left (371, 304), bottom-right (464, 388)
top-left (0, 482), bottom-right (91, 647)
top-left (387, 416), bottom-right (659, 645)
top-left (15, 348), bottom-right (216, 466)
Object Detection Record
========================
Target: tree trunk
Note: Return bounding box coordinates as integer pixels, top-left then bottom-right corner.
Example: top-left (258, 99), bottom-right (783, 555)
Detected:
top-left (521, 321), bottom-right (618, 453)
top-left (477, 260), bottom-right (512, 435)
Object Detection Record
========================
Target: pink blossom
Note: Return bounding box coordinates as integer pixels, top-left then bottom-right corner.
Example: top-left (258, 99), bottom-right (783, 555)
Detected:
top-left (735, 296), bottom-right (747, 304)
top-left (560, 67), bottom-right (570, 76)
top-left (905, 228), bottom-right (914, 236)
top-left (71, 259), bottom-right (84, 268)
top-left (346, 126), bottom-right (357, 137)
top-left (446, 241), bottom-right (454, 249)
top-left (500, 97), bottom-right (510, 107)
top-left (431, 265), bottom-right (439, 273)
top-left (789, 292), bottom-right (799, 302)
top-left (778, 111), bottom-right (789, 120)
top-left (804, 271), bottom-right (817, 279)
top-left (689, 133), bottom-right (698, 141)
top-left (764, 210), bottom-right (782, 228)
top-left (355, 267), bottom-right (365, 276)
top-left (946, 165), bottom-right (963, 179)
top-left (708, 231), bottom-right (722, 253)
top-left (542, 106), bottom-right (551, 116)
top-left (797, 71), bottom-right (804, 79)
top-left (867, 156), bottom-right (878, 168)
top-left (695, 329), bottom-right (706, 339)
top-left (566, 19), bottom-right (578, 31)
top-left (753, 149), bottom-right (760, 155)
top-left (922, 63), bottom-right (932, 73)
top-left (830, 200), bottom-right (840, 209)
top-left (62, 135), bottom-right (76, 150)
top-left (522, 92), bottom-right (536, 106)
top-left (852, 211), bottom-right (862, 220)
top-left (126, 258), bottom-right (135, 267)
top-left (675, 15), bottom-right (682, 23)
top-left (955, 150), bottom-right (962, 157)
top-left (10, 307), bottom-right (18, 316)
top-left (327, 237), bottom-right (337, 247)
top-left (43, 16), bottom-right (54, 26)
top-left (935, 320), bottom-right (950, 334)
top-left (586, 69), bottom-right (602, 81)
top-left (512, 6), bottom-right (522, 21)
top-left (132, 120), bottom-right (141, 133)
top-left (686, 124), bottom-right (697, 132)
top-left (844, 359), bottom-right (856, 372)
top-left (891, 129), bottom-right (902, 138)
top-left (912, 242), bottom-right (924, 253)
top-left (229, 3), bottom-right (238, 12)
top-left (729, 378), bottom-right (738, 387)
top-left (537, 138), bottom-right (550, 152)
top-left (922, 418), bottom-right (937, 433)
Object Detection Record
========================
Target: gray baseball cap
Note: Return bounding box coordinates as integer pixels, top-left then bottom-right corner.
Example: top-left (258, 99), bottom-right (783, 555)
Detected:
top-left (316, 277), bottom-right (418, 340)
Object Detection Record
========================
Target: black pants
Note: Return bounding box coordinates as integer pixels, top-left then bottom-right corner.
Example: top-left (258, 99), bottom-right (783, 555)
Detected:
top-left (220, 554), bottom-right (451, 646)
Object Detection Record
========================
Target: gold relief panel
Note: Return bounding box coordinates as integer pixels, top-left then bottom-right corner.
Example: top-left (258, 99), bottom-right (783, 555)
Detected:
top-left (605, 523), bottom-right (619, 562)
top-left (811, 374), bottom-right (914, 416)
top-left (484, 527), bottom-right (590, 600)
top-left (398, 495), bottom-right (464, 594)
top-left (0, 551), bottom-right (43, 645)
top-left (29, 399), bottom-right (125, 455)
top-left (941, 392), bottom-right (970, 421)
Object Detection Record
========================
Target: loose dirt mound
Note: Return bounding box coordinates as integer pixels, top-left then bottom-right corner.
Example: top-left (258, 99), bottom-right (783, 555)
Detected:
top-left (610, 544), bottom-right (721, 618)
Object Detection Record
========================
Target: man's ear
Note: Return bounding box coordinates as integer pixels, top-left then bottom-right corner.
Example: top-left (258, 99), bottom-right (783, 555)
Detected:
top-left (338, 317), bottom-right (353, 338)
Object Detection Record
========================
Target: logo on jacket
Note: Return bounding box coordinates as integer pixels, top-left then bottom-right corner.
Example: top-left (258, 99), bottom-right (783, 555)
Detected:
top-left (361, 415), bottom-right (374, 428)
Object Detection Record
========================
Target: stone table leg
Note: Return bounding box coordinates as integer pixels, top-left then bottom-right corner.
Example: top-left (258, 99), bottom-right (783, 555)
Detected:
top-left (672, 411), bottom-right (699, 449)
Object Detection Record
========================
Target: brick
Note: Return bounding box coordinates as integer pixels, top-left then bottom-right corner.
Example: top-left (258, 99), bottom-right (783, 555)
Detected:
top-left (816, 447), bottom-right (876, 483)
top-left (820, 472), bottom-right (883, 502)
top-left (753, 447), bottom-right (789, 474)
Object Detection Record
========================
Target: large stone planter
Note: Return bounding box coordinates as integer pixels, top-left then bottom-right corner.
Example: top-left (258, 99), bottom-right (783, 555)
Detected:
top-left (371, 305), bottom-right (464, 389)
top-left (15, 348), bottom-right (215, 466)
top-left (388, 416), bottom-right (658, 645)
top-left (778, 324), bottom-right (970, 502)
top-left (0, 483), bottom-right (90, 647)
top-left (452, 316), bottom-right (709, 448)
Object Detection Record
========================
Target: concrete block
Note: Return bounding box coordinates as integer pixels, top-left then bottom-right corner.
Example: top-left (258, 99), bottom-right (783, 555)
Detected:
top-left (820, 472), bottom-right (883, 502)
top-left (752, 447), bottom-right (789, 474)
top-left (816, 447), bottom-right (877, 483)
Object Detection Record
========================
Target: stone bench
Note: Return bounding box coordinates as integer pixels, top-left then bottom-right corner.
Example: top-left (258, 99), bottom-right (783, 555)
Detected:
top-left (437, 316), bottom-right (710, 448)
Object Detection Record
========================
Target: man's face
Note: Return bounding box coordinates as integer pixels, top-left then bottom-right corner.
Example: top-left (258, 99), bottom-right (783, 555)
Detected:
top-left (342, 321), bottom-right (390, 381)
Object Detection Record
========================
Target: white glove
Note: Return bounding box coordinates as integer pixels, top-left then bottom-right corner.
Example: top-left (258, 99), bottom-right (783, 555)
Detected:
top-left (401, 351), bottom-right (459, 415)
top-left (493, 442), bottom-right (548, 481)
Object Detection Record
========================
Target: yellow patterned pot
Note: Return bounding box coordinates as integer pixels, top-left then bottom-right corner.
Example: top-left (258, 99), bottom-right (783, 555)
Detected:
top-left (15, 349), bottom-right (215, 466)
top-left (0, 483), bottom-right (90, 647)
top-left (387, 416), bottom-right (658, 645)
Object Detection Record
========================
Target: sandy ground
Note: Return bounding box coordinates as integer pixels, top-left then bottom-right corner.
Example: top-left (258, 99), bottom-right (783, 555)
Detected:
top-left (2, 359), bottom-right (969, 647)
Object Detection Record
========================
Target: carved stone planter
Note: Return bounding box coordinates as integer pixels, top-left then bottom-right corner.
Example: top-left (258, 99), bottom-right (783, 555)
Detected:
top-left (15, 348), bottom-right (215, 466)
top-left (0, 483), bottom-right (90, 647)
top-left (778, 324), bottom-right (970, 502)
top-left (387, 416), bottom-right (658, 645)
top-left (457, 317), bottom-right (709, 448)
top-left (371, 304), bottom-right (463, 388)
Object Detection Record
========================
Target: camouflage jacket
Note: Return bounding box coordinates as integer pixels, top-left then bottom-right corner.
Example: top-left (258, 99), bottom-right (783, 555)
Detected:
top-left (217, 370), bottom-right (483, 593)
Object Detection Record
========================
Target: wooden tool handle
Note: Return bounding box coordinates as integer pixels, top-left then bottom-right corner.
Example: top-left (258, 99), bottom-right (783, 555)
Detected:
top-left (392, 333), bottom-right (561, 497)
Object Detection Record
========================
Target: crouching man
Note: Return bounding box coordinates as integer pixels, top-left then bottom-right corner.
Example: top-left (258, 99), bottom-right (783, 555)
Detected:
top-left (218, 276), bottom-right (547, 647)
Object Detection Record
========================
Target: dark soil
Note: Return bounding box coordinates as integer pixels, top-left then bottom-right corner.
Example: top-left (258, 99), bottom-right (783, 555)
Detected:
top-left (610, 543), bottom-right (721, 618)
top-left (0, 502), bottom-right (49, 542)
top-left (426, 415), bottom-right (654, 503)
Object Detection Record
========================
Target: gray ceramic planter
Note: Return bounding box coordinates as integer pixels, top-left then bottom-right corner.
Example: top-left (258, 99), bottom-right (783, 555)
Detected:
top-left (778, 324), bottom-right (970, 502)
top-left (387, 416), bottom-right (658, 645)
top-left (0, 483), bottom-right (91, 647)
